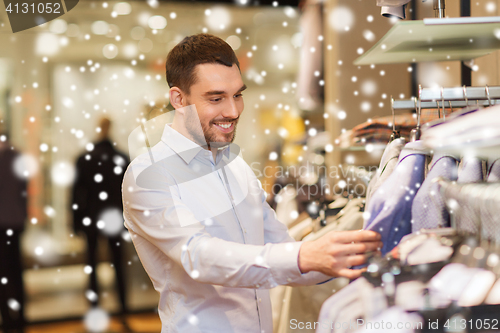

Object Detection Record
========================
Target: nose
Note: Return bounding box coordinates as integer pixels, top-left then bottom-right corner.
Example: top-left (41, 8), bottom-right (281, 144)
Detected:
top-left (222, 98), bottom-right (241, 120)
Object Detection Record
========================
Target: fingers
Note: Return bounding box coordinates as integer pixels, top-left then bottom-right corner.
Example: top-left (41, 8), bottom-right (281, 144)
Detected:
top-left (334, 241), bottom-right (383, 256)
top-left (336, 267), bottom-right (366, 280)
top-left (331, 230), bottom-right (381, 243)
top-left (345, 254), bottom-right (368, 267)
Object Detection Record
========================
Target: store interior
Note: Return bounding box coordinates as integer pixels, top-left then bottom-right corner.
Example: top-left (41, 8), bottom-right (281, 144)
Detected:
top-left (1, 0), bottom-right (500, 332)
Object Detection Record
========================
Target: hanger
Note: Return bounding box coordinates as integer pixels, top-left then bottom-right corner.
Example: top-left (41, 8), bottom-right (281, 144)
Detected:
top-left (389, 96), bottom-right (401, 142)
top-left (486, 85), bottom-right (492, 107)
top-left (441, 87), bottom-right (446, 121)
top-left (410, 86), bottom-right (422, 141)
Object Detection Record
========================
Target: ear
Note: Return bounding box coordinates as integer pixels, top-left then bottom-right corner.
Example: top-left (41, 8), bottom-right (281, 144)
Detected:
top-left (169, 87), bottom-right (187, 110)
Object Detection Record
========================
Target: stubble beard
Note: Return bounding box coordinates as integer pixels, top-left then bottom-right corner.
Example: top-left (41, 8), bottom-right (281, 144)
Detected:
top-left (203, 119), bottom-right (238, 150)
top-left (183, 100), bottom-right (238, 149)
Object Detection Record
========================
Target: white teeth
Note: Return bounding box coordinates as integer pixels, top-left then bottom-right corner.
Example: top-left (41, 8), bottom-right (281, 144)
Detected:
top-left (216, 123), bottom-right (231, 129)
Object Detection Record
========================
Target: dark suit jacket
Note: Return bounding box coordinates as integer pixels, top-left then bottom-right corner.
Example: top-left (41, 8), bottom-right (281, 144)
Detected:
top-left (72, 139), bottom-right (129, 233)
top-left (0, 145), bottom-right (27, 230)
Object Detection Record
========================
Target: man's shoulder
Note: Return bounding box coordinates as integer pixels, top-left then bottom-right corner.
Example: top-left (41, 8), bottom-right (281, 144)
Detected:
top-left (124, 141), bottom-right (180, 188)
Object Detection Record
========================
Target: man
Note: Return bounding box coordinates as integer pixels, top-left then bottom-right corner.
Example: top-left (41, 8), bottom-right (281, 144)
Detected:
top-left (0, 134), bottom-right (27, 333)
top-left (122, 34), bottom-right (381, 333)
top-left (72, 118), bottom-right (130, 317)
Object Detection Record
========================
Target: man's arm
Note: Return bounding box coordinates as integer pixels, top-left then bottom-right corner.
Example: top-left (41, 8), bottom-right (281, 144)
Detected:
top-left (259, 178), bottom-right (381, 283)
top-left (123, 160), bottom-right (311, 289)
top-left (124, 158), bottom-right (381, 289)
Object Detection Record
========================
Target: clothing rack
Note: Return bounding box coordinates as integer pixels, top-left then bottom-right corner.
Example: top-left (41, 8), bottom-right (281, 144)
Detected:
top-left (436, 179), bottom-right (500, 241)
top-left (392, 85), bottom-right (500, 110)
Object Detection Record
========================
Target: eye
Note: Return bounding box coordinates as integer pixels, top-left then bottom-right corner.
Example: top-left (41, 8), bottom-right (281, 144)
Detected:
top-left (211, 97), bottom-right (222, 102)
top-left (234, 93), bottom-right (243, 98)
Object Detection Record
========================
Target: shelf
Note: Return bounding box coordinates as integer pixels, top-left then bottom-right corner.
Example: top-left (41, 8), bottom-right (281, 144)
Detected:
top-left (354, 17), bottom-right (500, 65)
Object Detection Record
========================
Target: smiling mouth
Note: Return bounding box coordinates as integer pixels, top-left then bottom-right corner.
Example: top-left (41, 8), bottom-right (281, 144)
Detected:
top-left (213, 122), bottom-right (235, 133)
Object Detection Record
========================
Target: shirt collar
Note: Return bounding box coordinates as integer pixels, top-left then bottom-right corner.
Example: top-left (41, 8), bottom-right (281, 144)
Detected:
top-left (161, 124), bottom-right (232, 164)
top-left (161, 124), bottom-right (204, 164)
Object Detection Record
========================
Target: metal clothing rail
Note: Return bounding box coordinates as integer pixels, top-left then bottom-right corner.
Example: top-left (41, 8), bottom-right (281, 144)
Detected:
top-left (393, 99), bottom-right (500, 110)
top-left (392, 85), bottom-right (500, 110)
top-left (392, 86), bottom-right (500, 110)
top-left (389, 84), bottom-right (500, 141)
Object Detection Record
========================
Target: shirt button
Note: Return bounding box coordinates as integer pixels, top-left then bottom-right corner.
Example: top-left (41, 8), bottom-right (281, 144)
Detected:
top-left (259, 298), bottom-right (262, 302)
top-left (287, 278), bottom-right (292, 282)
top-left (256, 284), bottom-right (260, 288)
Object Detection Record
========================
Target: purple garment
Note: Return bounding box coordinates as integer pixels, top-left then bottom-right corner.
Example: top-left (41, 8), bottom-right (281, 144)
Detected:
top-left (364, 141), bottom-right (428, 255)
top-left (487, 158), bottom-right (500, 182)
top-left (365, 138), bottom-right (406, 213)
top-left (455, 156), bottom-right (484, 234)
top-left (411, 153), bottom-right (459, 232)
top-left (480, 158), bottom-right (500, 241)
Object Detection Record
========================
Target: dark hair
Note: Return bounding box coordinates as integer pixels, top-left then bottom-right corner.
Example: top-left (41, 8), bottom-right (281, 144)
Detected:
top-left (165, 33), bottom-right (240, 95)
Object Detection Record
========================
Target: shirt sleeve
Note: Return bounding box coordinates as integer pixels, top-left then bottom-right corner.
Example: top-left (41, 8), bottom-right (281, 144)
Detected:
top-left (123, 158), bottom-right (332, 289)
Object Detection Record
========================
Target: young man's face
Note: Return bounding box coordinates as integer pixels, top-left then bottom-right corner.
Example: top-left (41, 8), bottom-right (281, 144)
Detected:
top-left (185, 63), bottom-right (246, 148)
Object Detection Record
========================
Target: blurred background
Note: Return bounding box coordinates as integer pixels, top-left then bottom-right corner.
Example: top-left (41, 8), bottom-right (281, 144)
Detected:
top-left (1, 0), bottom-right (500, 332)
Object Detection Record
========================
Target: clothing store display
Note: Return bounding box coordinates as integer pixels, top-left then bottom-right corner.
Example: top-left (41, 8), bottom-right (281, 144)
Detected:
top-left (365, 138), bottom-right (405, 211)
top-left (350, 114), bottom-right (415, 146)
top-left (123, 124), bottom-right (330, 333)
top-left (479, 158), bottom-right (500, 240)
top-left (487, 158), bottom-right (500, 182)
top-left (0, 142), bottom-right (27, 332)
top-left (457, 270), bottom-right (497, 307)
top-left (364, 141), bottom-right (429, 255)
top-left (344, 110), bottom-right (446, 147)
top-left (422, 105), bottom-right (500, 153)
top-left (317, 277), bottom-right (388, 333)
top-left (318, 227), bottom-right (500, 333)
top-left (275, 186), bottom-right (299, 228)
top-left (289, 217), bottom-right (314, 241)
top-left (274, 198), bottom-right (365, 332)
top-left (72, 139), bottom-right (130, 313)
top-left (353, 307), bottom-right (423, 333)
top-left (303, 200), bottom-right (364, 242)
top-left (485, 279), bottom-right (500, 304)
top-left (404, 237), bottom-right (453, 265)
top-left (411, 152), bottom-right (459, 232)
top-left (454, 156), bottom-right (484, 234)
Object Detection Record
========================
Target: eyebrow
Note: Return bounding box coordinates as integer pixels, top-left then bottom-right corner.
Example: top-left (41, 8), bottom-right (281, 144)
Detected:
top-left (203, 84), bottom-right (247, 97)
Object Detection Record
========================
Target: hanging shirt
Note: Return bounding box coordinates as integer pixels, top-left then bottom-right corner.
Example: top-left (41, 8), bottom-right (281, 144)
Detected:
top-left (454, 156), bottom-right (484, 234)
top-left (364, 141), bottom-right (429, 255)
top-left (411, 152), bottom-right (459, 232)
top-left (480, 158), bottom-right (500, 242)
top-left (422, 106), bottom-right (500, 152)
top-left (122, 124), bottom-right (331, 333)
top-left (487, 158), bottom-right (500, 182)
top-left (365, 138), bottom-right (406, 214)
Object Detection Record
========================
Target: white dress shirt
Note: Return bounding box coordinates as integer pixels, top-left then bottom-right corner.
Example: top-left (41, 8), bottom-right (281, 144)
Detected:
top-left (122, 124), bottom-right (330, 333)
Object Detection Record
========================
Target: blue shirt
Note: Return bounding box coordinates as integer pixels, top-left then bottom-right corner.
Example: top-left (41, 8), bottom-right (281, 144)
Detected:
top-left (411, 152), bottom-right (459, 232)
top-left (364, 141), bottom-right (429, 255)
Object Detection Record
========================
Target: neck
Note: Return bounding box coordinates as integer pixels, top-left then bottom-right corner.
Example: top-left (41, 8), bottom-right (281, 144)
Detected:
top-left (171, 112), bottom-right (208, 149)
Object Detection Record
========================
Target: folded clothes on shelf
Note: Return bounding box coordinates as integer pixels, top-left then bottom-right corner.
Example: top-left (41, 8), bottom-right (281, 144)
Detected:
top-left (338, 109), bottom-right (448, 148)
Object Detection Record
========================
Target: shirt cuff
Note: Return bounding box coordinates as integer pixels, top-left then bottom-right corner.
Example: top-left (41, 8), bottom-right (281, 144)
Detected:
top-left (267, 241), bottom-right (303, 286)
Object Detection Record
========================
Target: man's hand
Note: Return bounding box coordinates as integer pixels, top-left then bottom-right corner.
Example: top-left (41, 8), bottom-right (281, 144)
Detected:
top-left (298, 230), bottom-right (382, 280)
